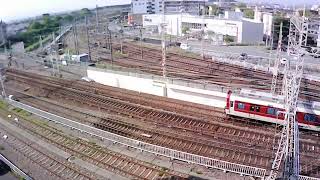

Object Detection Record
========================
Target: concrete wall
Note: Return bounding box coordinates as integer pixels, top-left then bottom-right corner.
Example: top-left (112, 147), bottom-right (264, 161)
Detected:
top-left (87, 67), bottom-right (228, 108)
top-left (87, 69), bottom-right (165, 96)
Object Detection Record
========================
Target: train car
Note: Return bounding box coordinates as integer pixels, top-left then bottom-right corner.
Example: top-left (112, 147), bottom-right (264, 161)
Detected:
top-left (225, 89), bottom-right (320, 131)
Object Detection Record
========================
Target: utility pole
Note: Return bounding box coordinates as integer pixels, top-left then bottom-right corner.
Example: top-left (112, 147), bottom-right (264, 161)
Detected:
top-left (0, 68), bottom-right (6, 98)
top-left (85, 16), bottom-right (92, 61)
top-left (95, 4), bottom-right (99, 33)
top-left (106, 23), bottom-right (113, 63)
top-left (161, 0), bottom-right (167, 79)
top-left (201, 7), bottom-right (205, 59)
top-left (120, 26), bottom-right (124, 54)
top-left (140, 27), bottom-right (143, 59)
top-left (271, 22), bottom-right (283, 94)
top-left (73, 19), bottom-right (79, 55)
top-left (39, 35), bottom-right (43, 49)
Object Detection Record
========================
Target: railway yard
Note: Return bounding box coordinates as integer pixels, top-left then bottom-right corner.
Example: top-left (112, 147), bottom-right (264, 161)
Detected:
top-left (0, 16), bottom-right (320, 180)
top-left (0, 36), bottom-right (319, 179)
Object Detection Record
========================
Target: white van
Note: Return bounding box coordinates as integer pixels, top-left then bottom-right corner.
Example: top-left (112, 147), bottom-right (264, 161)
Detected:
top-left (180, 43), bottom-right (191, 50)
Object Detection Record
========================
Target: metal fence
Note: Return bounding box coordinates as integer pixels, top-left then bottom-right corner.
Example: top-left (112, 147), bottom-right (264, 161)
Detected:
top-left (0, 154), bottom-right (33, 180)
top-left (8, 99), bottom-right (266, 178)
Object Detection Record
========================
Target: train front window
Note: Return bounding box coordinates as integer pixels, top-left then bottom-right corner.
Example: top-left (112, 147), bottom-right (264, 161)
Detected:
top-left (250, 105), bottom-right (255, 111)
top-left (230, 101), bottom-right (234, 107)
top-left (237, 103), bottom-right (245, 109)
top-left (304, 114), bottom-right (317, 122)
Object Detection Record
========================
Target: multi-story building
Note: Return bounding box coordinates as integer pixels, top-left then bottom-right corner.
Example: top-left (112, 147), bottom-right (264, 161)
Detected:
top-left (143, 11), bottom-right (264, 44)
top-left (0, 20), bottom-right (7, 45)
top-left (132, 0), bottom-right (207, 15)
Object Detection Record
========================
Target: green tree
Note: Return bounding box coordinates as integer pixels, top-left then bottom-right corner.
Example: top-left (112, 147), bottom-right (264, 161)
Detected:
top-left (243, 9), bottom-right (254, 19)
top-left (224, 35), bottom-right (234, 43)
top-left (209, 5), bottom-right (220, 16)
top-left (298, 10), bottom-right (312, 17)
top-left (237, 3), bottom-right (247, 9)
top-left (29, 21), bottom-right (44, 30)
top-left (80, 8), bottom-right (91, 17)
top-left (63, 14), bottom-right (74, 22)
top-left (182, 27), bottom-right (190, 34)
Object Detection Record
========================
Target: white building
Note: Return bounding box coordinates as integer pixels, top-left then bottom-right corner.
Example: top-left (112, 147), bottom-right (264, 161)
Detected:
top-left (143, 12), bottom-right (264, 44)
top-left (132, 0), bottom-right (207, 15)
top-left (262, 13), bottom-right (273, 36)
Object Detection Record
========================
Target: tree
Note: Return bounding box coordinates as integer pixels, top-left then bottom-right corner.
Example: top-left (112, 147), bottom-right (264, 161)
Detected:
top-left (182, 27), bottom-right (190, 34)
top-left (63, 15), bottom-right (74, 22)
top-left (29, 21), bottom-right (44, 30)
top-left (298, 10), bottom-right (312, 17)
top-left (209, 5), bottom-right (220, 16)
top-left (243, 9), bottom-right (254, 19)
top-left (80, 8), bottom-right (91, 17)
top-left (224, 35), bottom-right (234, 43)
top-left (237, 3), bottom-right (247, 9)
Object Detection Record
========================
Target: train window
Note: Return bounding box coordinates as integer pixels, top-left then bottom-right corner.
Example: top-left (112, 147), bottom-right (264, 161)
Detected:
top-left (267, 108), bottom-right (276, 115)
top-left (237, 103), bottom-right (245, 109)
top-left (304, 114), bottom-right (317, 122)
top-left (230, 101), bottom-right (234, 107)
top-left (255, 106), bottom-right (260, 112)
top-left (250, 105), bottom-right (255, 111)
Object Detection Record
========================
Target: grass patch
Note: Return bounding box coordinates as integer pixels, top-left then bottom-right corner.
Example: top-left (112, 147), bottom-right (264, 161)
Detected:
top-left (0, 100), bottom-right (8, 109)
top-left (12, 108), bottom-right (32, 117)
top-left (25, 34), bottom-right (52, 52)
top-left (114, 51), bottom-right (129, 58)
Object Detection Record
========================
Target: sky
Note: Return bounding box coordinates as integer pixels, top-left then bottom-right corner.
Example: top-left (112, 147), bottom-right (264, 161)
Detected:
top-left (0, 0), bottom-right (319, 22)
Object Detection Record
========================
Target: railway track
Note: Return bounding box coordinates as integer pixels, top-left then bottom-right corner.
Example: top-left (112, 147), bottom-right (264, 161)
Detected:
top-left (5, 70), bottom-right (320, 177)
top-left (0, 103), bottom-right (188, 179)
top-left (108, 42), bottom-right (320, 101)
top-left (0, 119), bottom-right (98, 180)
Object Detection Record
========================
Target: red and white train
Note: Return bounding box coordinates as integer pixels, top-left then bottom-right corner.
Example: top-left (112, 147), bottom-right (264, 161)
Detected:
top-left (225, 89), bottom-right (320, 131)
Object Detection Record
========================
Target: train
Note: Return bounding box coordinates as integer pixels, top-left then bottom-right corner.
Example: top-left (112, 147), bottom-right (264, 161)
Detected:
top-left (225, 89), bottom-right (320, 131)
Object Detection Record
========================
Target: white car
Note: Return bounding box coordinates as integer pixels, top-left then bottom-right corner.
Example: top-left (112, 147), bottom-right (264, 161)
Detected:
top-left (180, 43), bottom-right (191, 50)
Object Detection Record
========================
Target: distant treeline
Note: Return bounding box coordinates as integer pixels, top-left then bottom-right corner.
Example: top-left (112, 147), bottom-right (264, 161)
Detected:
top-left (8, 8), bottom-right (92, 49)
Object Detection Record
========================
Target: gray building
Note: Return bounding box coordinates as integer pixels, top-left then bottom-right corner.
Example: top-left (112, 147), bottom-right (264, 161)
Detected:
top-left (0, 20), bottom-right (7, 46)
top-left (132, 0), bottom-right (207, 15)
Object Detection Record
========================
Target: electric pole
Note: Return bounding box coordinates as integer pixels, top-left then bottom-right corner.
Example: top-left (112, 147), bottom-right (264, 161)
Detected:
top-left (140, 27), bottom-right (143, 59)
top-left (73, 19), bottom-right (79, 55)
top-left (39, 35), bottom-right (43, 49)
top-left (161, 0), bottom-right (167, 79)
top-left (268, 15), bottom-right (308, 180)
top-left (95, 4), bottom-right (99, 33)
top-left (85, 16), bottom-right (92, 61)
top-left (0, 67), bottom-right (6, 98)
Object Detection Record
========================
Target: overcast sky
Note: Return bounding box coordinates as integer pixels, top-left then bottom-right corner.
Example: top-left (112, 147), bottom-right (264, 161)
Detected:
top-left (0, 0), bottom-right (319, 22)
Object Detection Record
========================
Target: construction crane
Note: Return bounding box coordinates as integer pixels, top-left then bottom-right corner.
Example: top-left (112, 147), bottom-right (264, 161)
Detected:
top-left (268, 15), bottom-right (308, 180)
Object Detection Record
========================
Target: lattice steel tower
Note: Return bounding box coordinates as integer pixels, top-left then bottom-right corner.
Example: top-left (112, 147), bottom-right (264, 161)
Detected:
top-left (268, 16), bottom-right (308, 180)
